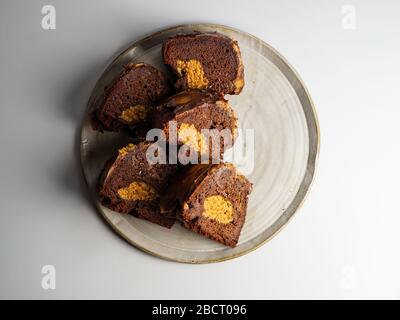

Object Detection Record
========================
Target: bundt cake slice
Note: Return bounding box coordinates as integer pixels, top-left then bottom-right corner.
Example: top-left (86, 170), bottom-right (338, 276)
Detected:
top-left (160, 163), bottom-right (252, 247)
top-left (99, 142), bottom-right (179, 228)
top-left (91, 63), bottom-right (171, 133)
top-left (149, 91), bottom-right (237, 161)
top-left (163, 33), bottom-right (244, 95)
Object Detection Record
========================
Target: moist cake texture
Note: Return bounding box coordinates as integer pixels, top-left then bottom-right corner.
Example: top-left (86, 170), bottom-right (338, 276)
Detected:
top-left (99, 142), bottom-right (179, 228)
top-left (160, 163), bottom-right (252, 247)
top-left (93, 32), bottom-right (252, 245)
top-left (91, 63), bottom-right (171, 133)
top-left (150, 91), bottom-right (238, 161)
top-left (163, 33), bottom-right (244, 95)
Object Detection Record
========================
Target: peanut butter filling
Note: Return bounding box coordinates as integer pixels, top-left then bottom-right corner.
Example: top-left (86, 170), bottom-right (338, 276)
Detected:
top-left (120, 105), bottom-right (147, 125)
top-left (176, 59), bottom-right (209, 89)
top-left (118, 143), bottom-right (135, 156)
top-left (178, 123), bottom-right (207, 152)
top-left (202, 195), bottom-right (234, 224)
top-left (117, 181), bottom-right (159, 202)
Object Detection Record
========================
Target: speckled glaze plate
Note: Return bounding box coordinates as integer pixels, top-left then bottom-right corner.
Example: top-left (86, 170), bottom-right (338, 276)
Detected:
top-left (80, 24), bottom-right (319, 263)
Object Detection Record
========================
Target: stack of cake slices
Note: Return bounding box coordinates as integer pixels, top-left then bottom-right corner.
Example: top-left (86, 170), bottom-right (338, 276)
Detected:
top-left (93, 33), bottom-right (252, 248)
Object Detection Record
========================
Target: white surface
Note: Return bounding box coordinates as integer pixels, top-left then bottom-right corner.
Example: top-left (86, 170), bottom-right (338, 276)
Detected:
top-left (0, 0), bottom-right (399, 299)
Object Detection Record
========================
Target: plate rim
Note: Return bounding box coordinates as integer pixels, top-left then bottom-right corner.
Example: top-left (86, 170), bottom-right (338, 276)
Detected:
top-left (79, 23), bottom-right (320, 264)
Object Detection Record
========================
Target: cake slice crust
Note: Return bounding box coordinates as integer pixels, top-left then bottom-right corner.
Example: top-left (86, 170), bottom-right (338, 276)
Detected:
top-left (150, 91), bottom-right (238, 161)
top-left (160, 163), bottom-right (252, 246)
top-left (99, 142), bottom-right (179, 228)
top-left (163, 33), bottom-right (244, 95)
top-left (91, 63), bottom-right (171, 133)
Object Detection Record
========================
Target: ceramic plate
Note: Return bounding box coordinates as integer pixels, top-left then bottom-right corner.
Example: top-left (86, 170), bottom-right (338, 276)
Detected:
top-left (80, 24), bottom-right (319, 263)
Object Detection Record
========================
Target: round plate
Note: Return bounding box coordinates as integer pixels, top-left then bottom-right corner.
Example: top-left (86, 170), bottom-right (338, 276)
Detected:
top-left (80, 24), bottom-right (319, 263)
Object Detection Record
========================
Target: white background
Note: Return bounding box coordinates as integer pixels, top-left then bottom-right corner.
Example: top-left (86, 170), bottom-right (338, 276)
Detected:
top-left (0, 0), bottom-right (399, 299)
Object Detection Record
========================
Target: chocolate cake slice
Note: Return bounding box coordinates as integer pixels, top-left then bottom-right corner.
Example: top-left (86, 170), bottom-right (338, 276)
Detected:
top-left (160, 163), bottom-right (252, 247)
top-left (150, 91), bottom-right (238, 161)
top-left (91, 63), bottom-right (171, 133)
top-left (99, 142), bottom-right (179, 228)
top-left (163, 33), bottom-right (244, 95)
